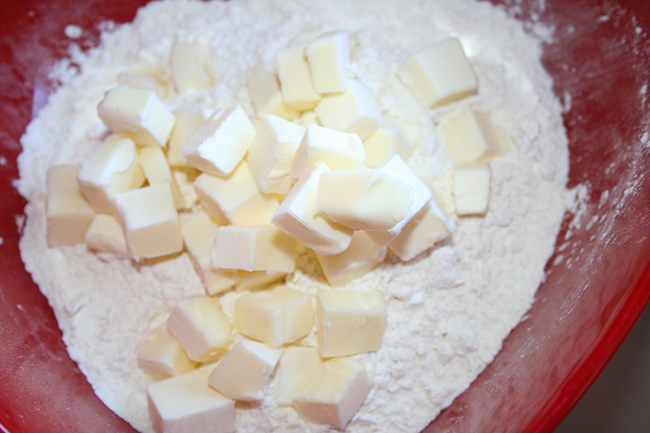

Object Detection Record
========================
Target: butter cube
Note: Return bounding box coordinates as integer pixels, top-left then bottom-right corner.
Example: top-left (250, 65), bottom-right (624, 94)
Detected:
top-left (441, 108), bottom-right (509, 164)
top-left (365, 155), bottom-right (432, 247)
top-left (398, 38), bottom-right (478, 108)
top-left (181, 212), bottom-right (239, 296)
top-left (137, 326), bottom-right (197, 381)
top-left (170, 41), bottom-right (213, 93)
top-left (167, 107), bottom-right (213, 168)
top-left (114, 183), bottom-right (183, 259)
top-left (193, 162), bottom-right (279, 226)
top-left (276, 347), bottom-right (322, 406)
top-left (116, 66), bottom-right (169, 100)
top-left (166, 297), bottom-right (232, 363)
top-left (291, 124), bottom-right (366, 180)
top-left (316, 231), bottom-right (387, 287)
top-left (236, 271), bottom-right (286, 292)
top-left (97, 85), bottom-right (175, 147)
top-left (208, 340), bottom-right (282, 401)
top-left (305, 31), bottom-right (350, 94)
top-left (388, 200), bottom-right (454, 261)
top-left (138, 146), bottom-right (184, 209)
top-left (362, 119), bottom-right (414, 168)
top-left (248, 114), bottom-right (306, 194)
top-left (182, 106), bottom-right (255, 176)
top-left (84, 213), bottom-right (128, 257)
top-left (314, 168), bottom-right (413, 231)
top-left (46, 165), bottom-right (95, 246)
top-left (272, 163), bottom-right (353, 256)
top-left (148, 369), bottom-right (235, 433)
top-left (211, 225), bottom-right (296, 273)
top-left (453, 164), bottom-right (491, 216)
top-left (248, 62), bottom-right (300, 120)
top-left (233, 285), bottom-right (312, 347)
top-left (277, 39), bottom-right (322, 111)
top-left (77, 135), bottom-right (145, 213)
top-left (315, 79), bottom-right (383, 140)
top-left (316, 289), bottom-right (386, 358)
top-left (293, 358), bottom-right (372, 429)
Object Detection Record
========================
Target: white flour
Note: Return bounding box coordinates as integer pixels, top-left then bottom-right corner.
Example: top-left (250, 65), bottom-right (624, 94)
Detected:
top-left (16, 0), bottom-right (572, 432)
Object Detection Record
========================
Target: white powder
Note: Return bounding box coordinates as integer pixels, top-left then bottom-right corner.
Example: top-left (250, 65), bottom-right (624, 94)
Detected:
top-left (16, 0), bottom-right (571, 432)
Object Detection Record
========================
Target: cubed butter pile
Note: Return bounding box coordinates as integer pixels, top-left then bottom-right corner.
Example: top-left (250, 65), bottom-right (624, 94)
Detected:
top-left (43, 30), bottom-right (513, 433)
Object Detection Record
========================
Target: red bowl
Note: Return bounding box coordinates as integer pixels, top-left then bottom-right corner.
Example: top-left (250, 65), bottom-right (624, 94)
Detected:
top-left (1, 0), bottom-right (649, 432)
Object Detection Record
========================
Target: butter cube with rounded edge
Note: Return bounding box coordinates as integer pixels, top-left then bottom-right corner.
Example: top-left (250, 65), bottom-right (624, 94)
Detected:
top-left (276, 347), bottom-right (323, 407)
top-left (441, 108), bottom-right (509, 164)
top-left (398, 38), bottom-right (478, 108)
top-left (208, 340), bottom-right (282, 401)
top-left (272, 163), bottom-right (353, 256)
top-left (453, 164), bottom-right (491, 216)
top-left (193, 162), bottom-right (279, 226)
top-left (315, 79), bottom-right (383, 140)
top-left (211, 225), bottom-right (296, 274)
top-left (170, 41), bottom-right (213, 93)
top-left (166, 297), bottom-right (232, 363)
top-left (147, 369), bottom-right (235, 433)
top-left (181, 212), bottom-right (239, 296)
top-left (292, 357), bottom-right (372, 429)
top-left (182, 106), bottom-right (255, 176)
top-left (46, 165), bottom-right (95, 246)
top-left (248, 62), bottom-right (300, 120)
top-left (77, 135), bottom-right (145, 213)
top-left (305, 31), bottom-right (350, 94)
top-left (114, 183), bottom-right (183, 260)
top-left (316, 289), bottom-right (386, 358)
top-left (233, 285), bottom-right (312, 347)
top-left (137, 326), bottom-right (197, 381)
top-left (97, 85), bottom-right (175, 147)
top-left (277, 39), bottom-right (322, 111)
top-left (84, 213), bottom-right (128, 257)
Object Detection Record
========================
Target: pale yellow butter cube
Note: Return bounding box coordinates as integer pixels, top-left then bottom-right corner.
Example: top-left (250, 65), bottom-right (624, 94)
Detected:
top-left (291, 124), bottom-right (366, 180)
top-left (97, 85), bottom-right (175, 147)
top-left (77, 135), bottom-right (145, 213)
top-left (211, 225), bottom-right (296, 273)
top-left (441, 108), bottom-right (509, 164)
top-left (170, 41), bottom-right (213, 93)
top-left (116, 66), bottom-right (169, 100)
top-left (193, 162), bottom-right (279, 226)
top-left (248, 114), bottom-right (306, 194)
top-left (362, 119), bottom-right (414, 168)
top-left (398, 38), bottom-right (478, 108)
top-left (147, 369), bottom-right (235, 433)
top-left (315, 79), bottom-right (383, 140)
top-left (114, 183), bottom-right (183, 260)
top-left (316, 231), bottom-right (387, 287)
top-left (138, 146), bottom-right (184, 209)
top-left (182, 106), bottom-right (255, 176)
top-left (277, 41), bottom-right (322, 111)
top-left (167, 107), bottom-right (213, 168)
top-left (248, 62), bottom-right (300, 120)
top-left (233, 285), bottom-right (312, 347)
top-left (316, 289), bottom-right (386, 358)
top-left (46, 165), bottom-right (95, 246)
top-left (208, 340), bottom-right (282, 401)
top-left (276, 346), bottom-right (322, 407)
top-left (181, 212), bottom-right (239, 296)
top-left (305, 30), bottom-right (350, 94)
top-left (293, 357), bottom-right (372, 429)
top-left (365, 155), bottom-right (432, 247)
top-left (166, 297), bottom-right (232, 363)
top-left (272, 163), bottom-right (353, 256)
top-left (137, 326), bottom-right (197, 381)
top-left (453, 164), bottom-right (491, 216)
top-left (84, 213), bottom-right (128, 257)
top-left (388, 200), bottom-right (454, 261)
top-left (236, 271), bottom-right (286, 292)
top-left (314, 168), bottom-right (413, 231)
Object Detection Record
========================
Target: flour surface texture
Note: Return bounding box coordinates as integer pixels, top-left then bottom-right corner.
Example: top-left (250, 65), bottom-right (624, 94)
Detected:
top-left (17, 0), bottom-right (571, 432)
